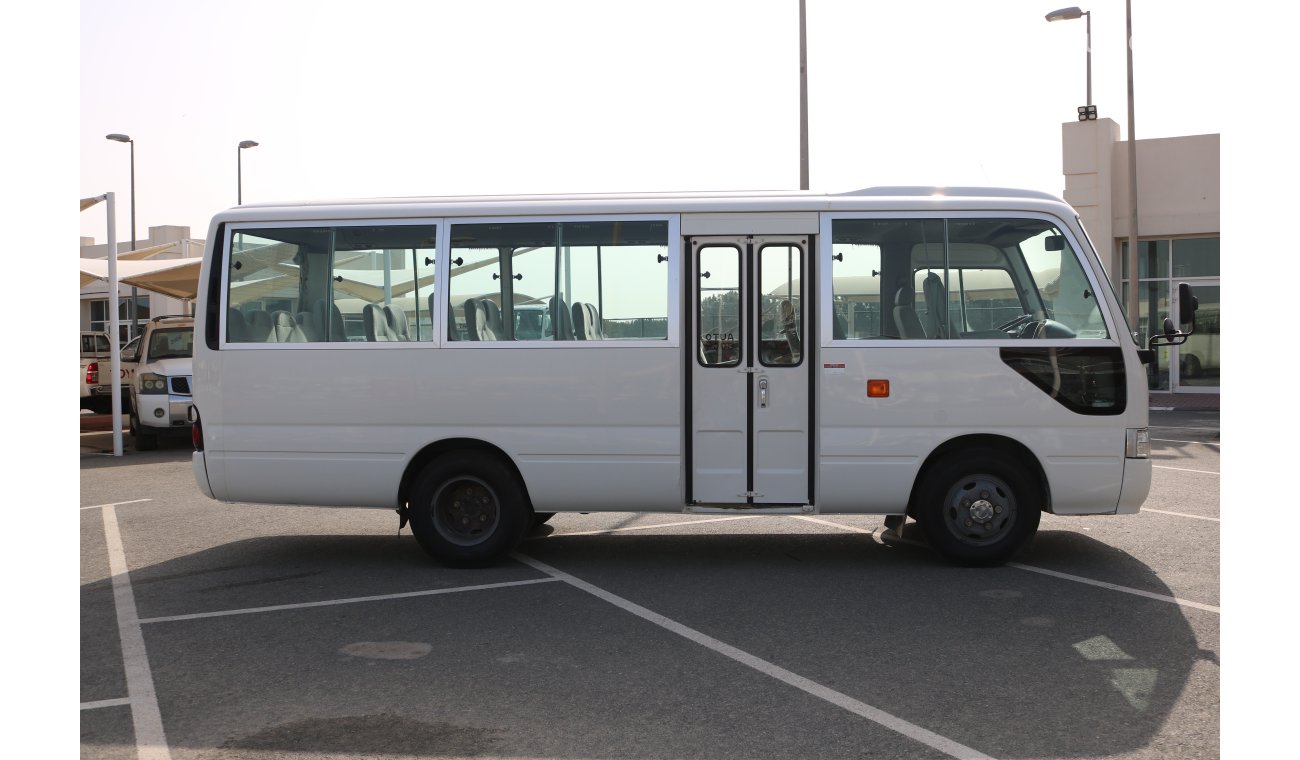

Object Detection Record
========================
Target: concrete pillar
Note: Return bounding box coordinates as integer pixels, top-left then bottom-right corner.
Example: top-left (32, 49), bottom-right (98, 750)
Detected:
top-left (1062, 118), bottom-right (1120, 287)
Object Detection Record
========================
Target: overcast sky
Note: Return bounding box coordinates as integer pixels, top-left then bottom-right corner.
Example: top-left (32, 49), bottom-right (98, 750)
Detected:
top-left (75, 0), bottom-right (1229, 243)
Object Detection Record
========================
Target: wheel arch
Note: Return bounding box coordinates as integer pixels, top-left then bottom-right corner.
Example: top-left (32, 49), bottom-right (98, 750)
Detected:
top-left (398, 438), bottom-right (533, 512)
top-left (907, 434), bottom-right (1050, 518)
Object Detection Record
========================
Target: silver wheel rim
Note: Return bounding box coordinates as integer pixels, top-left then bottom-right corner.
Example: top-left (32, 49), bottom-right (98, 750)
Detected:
top-left (432, 476), bottom-right (501, 547)
top-left (940, 473), bottom-right (1016, 547)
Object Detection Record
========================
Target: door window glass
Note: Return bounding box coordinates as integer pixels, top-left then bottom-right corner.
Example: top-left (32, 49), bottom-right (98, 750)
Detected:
top-left (759, 244), bottom-right (802, 366)
top-left (698, 245), bottom-right (741, 366)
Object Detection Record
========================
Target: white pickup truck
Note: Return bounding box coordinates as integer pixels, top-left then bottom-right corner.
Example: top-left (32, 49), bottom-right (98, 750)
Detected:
top-left (80, 331), bottom-right (113, 413)
top-left (120, 316), bottom-right (195, 450)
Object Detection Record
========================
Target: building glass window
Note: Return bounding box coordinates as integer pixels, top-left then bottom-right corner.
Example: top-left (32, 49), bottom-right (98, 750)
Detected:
top-left (1121, 235), bottom-right (1219, 392)
top-left (89, 296), bottom-right (150, 345)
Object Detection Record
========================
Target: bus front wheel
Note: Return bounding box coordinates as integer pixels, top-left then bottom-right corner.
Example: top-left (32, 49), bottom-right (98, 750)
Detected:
top-left (916, 453), bottom-right (1040, 566)
top-left (408, 453), bottom-right (530, 567)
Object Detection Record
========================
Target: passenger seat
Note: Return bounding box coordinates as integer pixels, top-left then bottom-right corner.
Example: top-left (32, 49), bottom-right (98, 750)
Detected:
top-left (267, 311), bottom-right (307, 342)
top-left (363, 304), bottom-right (401, 341)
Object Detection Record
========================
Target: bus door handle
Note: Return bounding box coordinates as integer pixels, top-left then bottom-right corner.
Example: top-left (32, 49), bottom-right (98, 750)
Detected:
top-left (758, 377), bottom-right (769, 408)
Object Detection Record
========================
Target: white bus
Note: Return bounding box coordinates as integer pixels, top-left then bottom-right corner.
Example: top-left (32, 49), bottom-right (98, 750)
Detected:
top-left (190, 187), bottom-right (1193, 566)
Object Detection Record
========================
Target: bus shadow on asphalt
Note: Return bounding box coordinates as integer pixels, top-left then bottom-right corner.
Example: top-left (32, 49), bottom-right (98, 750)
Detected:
top-left (83, 524), bottom-right (1203, 759)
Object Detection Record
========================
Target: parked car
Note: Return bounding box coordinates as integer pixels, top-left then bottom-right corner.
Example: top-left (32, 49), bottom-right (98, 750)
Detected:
top-left (120, 316), bottom-right (194, 450)
top-left (80, 331), bottom-right (113, 413)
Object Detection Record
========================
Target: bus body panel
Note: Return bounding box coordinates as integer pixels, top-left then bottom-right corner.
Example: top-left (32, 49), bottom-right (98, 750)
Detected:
top-left (1116, 459), bottom-right (1153, 514)
top-left (200, 344), bottom-right (681, 510)
top-left (816, 345), bottom-right (1132, 515)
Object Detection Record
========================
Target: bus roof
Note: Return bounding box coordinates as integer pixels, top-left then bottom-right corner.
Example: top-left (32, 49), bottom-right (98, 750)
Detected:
top-left (211, 186), bottom-right (1073, 225)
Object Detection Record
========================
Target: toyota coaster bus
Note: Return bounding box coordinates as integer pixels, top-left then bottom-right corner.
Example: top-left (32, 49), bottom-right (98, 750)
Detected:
top-left (189, 186), bottom-right (1196, 566)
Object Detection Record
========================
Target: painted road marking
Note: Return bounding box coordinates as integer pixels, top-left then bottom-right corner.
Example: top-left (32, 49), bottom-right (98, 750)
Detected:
top-left (1008, 563), bottom-right (1220, 614)
top-left (1142, 508), bottom-right (1219, 522)
top-left (138, 577), bottom-right (562, 624)
top-left (1154, 465), bottom-right (1219, 475)
top-left (82, 498), bottom-right (151, 511)
top-left (798, 517), bottom-right (1221, 615)
top-left (514, 551), bottom-right (997, 760)
top-left (81, 697), bottom-right (132, 711)
top-left (102, 504), bottom-right (172, 760)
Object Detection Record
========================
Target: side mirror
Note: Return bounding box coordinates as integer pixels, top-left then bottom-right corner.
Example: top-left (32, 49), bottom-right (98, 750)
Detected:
top-left (1178, 282), bottom-right (1199, 326)
top-left (1148, 283), bottom-right (1198, 350)
top-left (1044, 235), bottom-right (1065, 252)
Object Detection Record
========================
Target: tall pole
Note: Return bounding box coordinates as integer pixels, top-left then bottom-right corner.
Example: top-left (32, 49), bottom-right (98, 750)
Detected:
top-left (106, 192), bottom-right (123, 457)
top-left (1085, 10), bottom-right (1092, 106)
top-left (798, 0), bottom-right (809, 190)
top-left (1125, 0), bottom-right (1139, 332)
top-left (106, 134), bottom-right (140, 340)
top-left (128, 139), bottom-right (138, 341)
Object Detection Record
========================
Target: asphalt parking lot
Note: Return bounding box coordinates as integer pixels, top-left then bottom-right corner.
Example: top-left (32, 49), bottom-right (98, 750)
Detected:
top-left (79, 410), bottom-right (1221, 760)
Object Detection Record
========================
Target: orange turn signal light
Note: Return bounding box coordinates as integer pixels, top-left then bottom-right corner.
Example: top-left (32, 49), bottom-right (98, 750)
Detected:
top-left (867, 379), bottom-right (890, 398)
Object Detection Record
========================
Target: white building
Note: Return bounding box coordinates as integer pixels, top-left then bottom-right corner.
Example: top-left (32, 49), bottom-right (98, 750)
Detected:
top-left (1062, 119), bottom-right (1220, 395)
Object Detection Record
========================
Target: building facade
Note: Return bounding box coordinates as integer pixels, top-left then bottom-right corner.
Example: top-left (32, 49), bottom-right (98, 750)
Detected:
top-left (1062, 120), bottom-right (1220, 395)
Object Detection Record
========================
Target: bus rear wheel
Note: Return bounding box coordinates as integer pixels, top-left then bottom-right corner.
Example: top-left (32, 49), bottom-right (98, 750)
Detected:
top-left (916, 453), bottom-right (1040, 566)
top-left (408, 453), bottom-right (530, 567)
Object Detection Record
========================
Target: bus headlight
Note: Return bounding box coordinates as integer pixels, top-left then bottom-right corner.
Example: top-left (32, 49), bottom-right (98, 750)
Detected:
top-left (1126, 428), bottom-right (1150, 459)
top-left (139, 373), bottom-right (168, 395)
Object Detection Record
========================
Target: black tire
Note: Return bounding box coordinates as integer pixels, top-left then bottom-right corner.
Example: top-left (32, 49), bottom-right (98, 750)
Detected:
top-left (532, 512), bottom-right (556, 528)
top-left (916, 452), bottom-right (1041, 566)
top-left (130, 415), bottom-right (158, 451)
top-left (408, 453), bottom-right (530, 567)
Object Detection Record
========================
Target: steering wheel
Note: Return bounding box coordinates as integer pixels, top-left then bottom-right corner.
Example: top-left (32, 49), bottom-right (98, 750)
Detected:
top-left (997, 314), bottom-right (1034, 332)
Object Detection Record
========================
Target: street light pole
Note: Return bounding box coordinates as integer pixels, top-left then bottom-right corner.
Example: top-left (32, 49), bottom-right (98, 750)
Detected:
top-left (798, 0), bottom-right (809, 190)
top-left (1044, 7), bottom-right (1092, 112)
top-left (106, 133), bottom-right (139, 340)
top-left (1125, 0), bottom-right (1139, 331)
top-left (238, 140), bottom-right (259, 204)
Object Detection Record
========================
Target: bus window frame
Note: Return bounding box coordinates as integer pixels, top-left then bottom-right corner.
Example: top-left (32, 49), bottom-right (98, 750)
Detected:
top-left (220, 217), bottom-right (444, 351)
top-left (219, 214), bottom-right (681, 350)
top-left (818, 210), bottom-right (1121, 348)
top-left (441, 213), bottom-right (681, 350)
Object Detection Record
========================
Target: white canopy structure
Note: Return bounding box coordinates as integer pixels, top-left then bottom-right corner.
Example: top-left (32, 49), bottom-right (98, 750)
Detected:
top-left (80, 239), bottom-right (205, 300)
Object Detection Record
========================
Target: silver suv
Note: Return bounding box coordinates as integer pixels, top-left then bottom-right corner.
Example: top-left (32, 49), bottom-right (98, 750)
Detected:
top-left (121, 316), bottom-right (194, 450)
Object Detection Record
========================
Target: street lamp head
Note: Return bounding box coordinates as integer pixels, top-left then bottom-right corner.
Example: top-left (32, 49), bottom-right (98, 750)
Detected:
top-left (1045, 6), bottom-right (1086, 22)
top-left (106, 133), bottom-right (132, 143)
top-left (239, 140), bottom-right (259, 149)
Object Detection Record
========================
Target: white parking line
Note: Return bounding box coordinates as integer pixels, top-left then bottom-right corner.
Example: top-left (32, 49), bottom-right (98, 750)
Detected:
top-left (801, 517), bottom-right (1221, 614)
top-left (514, 552), bottom-right (997, 760)
top-left (138, 577), bottom-right (563, 624)
top-left (1152, 438), bottom-right (1219, 446)
top-left (81, 697), bottom-right (132, 711)
top-left (1008, 564), bottom-right (1220, 614)
top-left (82, 498), bottom-right (151, 511)
top-left (1142, 508), bottom-right (1220, 522)
top-left (102, 505), bottom-right (172, 760)
top-left (1154, 465), bottom-right (1219, 475)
